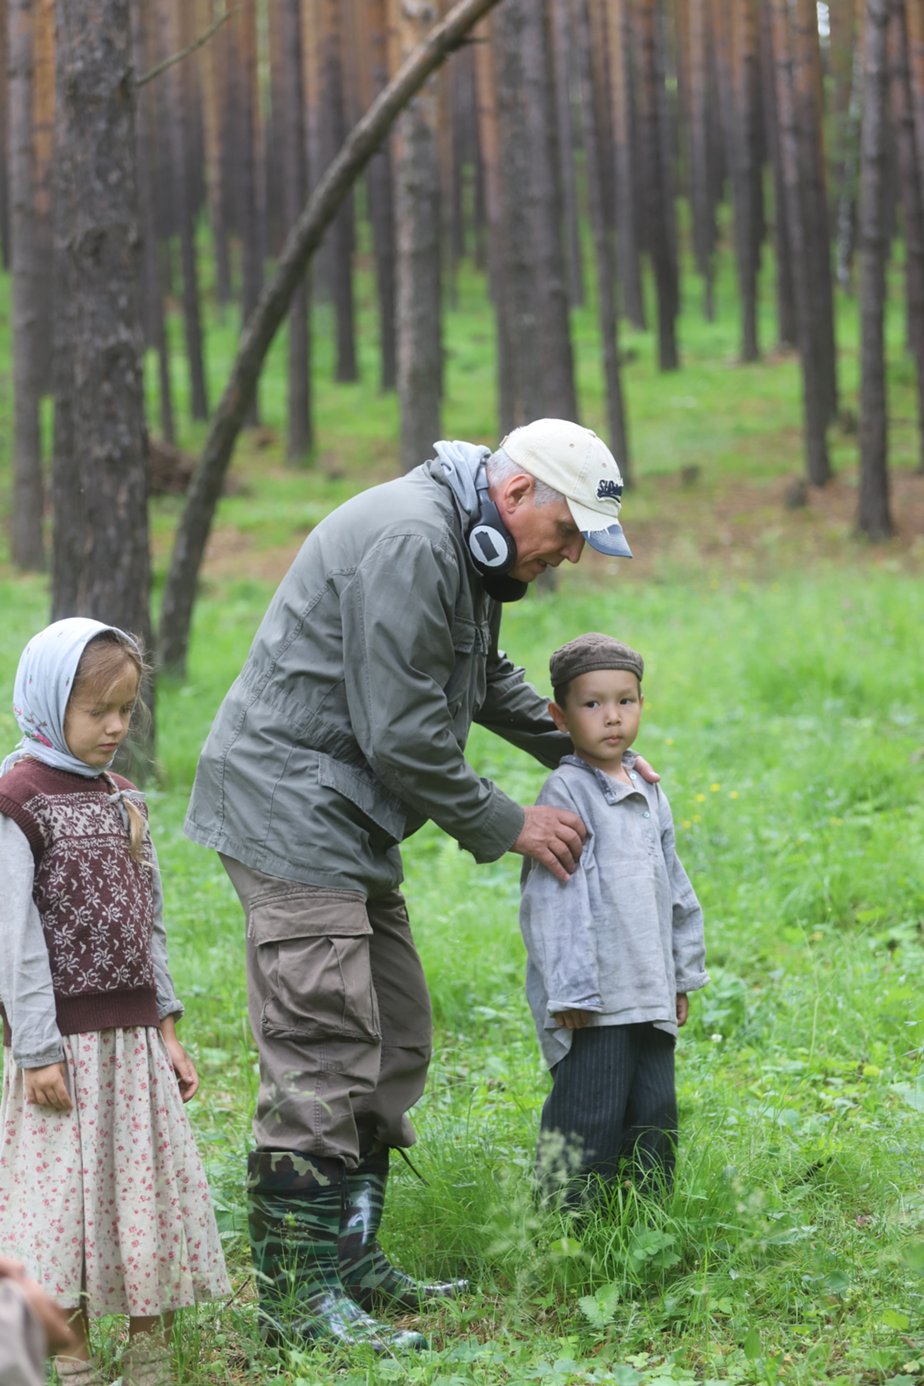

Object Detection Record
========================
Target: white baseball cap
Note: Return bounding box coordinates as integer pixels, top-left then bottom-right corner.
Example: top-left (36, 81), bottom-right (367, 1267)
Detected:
top-left (500, 418), bottom-right (632, 558)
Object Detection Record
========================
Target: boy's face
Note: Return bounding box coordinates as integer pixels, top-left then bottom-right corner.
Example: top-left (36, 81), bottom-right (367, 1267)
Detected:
top-left (550, 667), bottom-right (643, 774)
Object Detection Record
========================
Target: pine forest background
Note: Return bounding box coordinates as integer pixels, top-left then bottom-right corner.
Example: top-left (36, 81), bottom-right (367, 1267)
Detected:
top-left (0, 1), bottom-right (924, 1384)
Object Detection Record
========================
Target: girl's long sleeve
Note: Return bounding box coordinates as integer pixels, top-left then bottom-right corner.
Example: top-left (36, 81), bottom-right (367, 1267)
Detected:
top-left (0, 816), bottom-right (64, 1068)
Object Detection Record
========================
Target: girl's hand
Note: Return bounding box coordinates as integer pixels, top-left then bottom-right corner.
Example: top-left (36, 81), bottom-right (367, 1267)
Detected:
top-left (159, 1017), bottom-right (199, 1102)
top-left (24, 1063), bottom-right (72, 1111)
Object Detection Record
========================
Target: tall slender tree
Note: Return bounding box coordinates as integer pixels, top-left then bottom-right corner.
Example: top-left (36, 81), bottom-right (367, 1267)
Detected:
top-left (604, 0), bottom-right (646, 328)
top-left (8, 0), bottom-right (45, 568)
top-left (768, 0), bottom-right (831, 486)
top-left (279, 0), bottom-right (312, 461)
top-left (637, 0), bottom-right (680, 370)
top-left (573, 0), bottom-right (631, 483)
top-left (51, 0), bottom-right (152, 655)
top-left (492, 0), bottom-right (576, 426)
top-left (358, 0), bottom-right (398, 392)
top-left (792, 0), bottom-right (838, 424)
top-left (888, 0), bottom-right (924, 471)
top-left (730, 0), bottom-right (761, 361)
top-left (857, 0), bottom-right (894, 539)
top-left (132, 0), bottom-right (175, 446)
top-left (393, 0), bottom-right (443, 471)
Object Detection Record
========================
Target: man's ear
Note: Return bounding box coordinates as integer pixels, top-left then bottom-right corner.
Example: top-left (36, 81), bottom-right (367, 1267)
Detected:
top-left (549, 699), bottom-right (569, 735)
top-left (495, 472), bottom-right (533, 517)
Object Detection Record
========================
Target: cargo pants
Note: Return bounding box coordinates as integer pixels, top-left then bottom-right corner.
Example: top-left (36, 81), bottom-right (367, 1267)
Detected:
top-left (221, 855), bottom-right (433, 1165)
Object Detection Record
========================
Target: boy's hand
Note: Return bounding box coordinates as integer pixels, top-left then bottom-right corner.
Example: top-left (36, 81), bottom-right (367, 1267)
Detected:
top-left (160, 1017), bottom-right (200, 1102)
top-left (24, 1063), bottom-right (72, 1111)
top-left (676, 993), bottom-right (689, 1027)
top-left (513, 804), bottom-right (587, 883)
top-left (552, 1009), bottom-right (593, 1030)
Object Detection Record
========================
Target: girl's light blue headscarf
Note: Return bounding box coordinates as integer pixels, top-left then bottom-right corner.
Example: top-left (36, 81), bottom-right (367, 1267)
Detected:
top-left (3, 617), bottom-right (139, 779)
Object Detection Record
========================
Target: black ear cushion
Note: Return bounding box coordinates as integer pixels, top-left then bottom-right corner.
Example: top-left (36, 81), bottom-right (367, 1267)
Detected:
top-left (467, 490), bottom-right (517, 575)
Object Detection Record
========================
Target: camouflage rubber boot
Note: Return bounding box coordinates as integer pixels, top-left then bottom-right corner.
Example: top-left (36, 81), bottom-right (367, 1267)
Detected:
top-left (339, 1145), bottom-right (469, 1311)
top-left (246, 1150), bottom-right (428, 1350)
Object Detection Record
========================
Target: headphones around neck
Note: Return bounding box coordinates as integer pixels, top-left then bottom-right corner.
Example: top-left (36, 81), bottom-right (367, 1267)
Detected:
top-left (465, 464), bottom-right (527, 602)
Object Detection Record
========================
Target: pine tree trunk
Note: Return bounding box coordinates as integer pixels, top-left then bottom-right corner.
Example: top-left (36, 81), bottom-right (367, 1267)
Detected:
top-left (51, 0), bottom-right (153, 656)
top-left (768, 0), bottom-right (831, 486)
top-left (550, 0), bottom-right (583, 307)
top-left (197, 0), bottom-right (232, 309)
top-left (688, 0), bottom-right (716, 319)
top-left (605, 0), bottom-right (646, 328)
top-left (280, 0), bottom-right (312, 461)
top-left (857, 0), bottom-right (894, 538)
top-left (318, 0), bottom-right (358, 383)
top-left (162, 0), bottom-right (208, 421)
top-left (760, 0), bottom-right (796, 345)
top-left (131, 0), bottom-right (175, 446)
top-left (0, 5), bottom-right (8, 269)
top-left (492, 0), bottom-right (576, 424)
top-left (33, 0), bottom-right (55, 394)
top-left (573, 0), bottom-right (631, 483)
top-left (889, 0), bottom-right (924, 477)
top-left (472, 12), bottom-right (514, 423)
top-left (360, 0), bottom-right (398, 392)
top-left (637, 0), bottom-right (679, 370)
top-left (792, 0), bottom-right (838, 425)
top-left (8, 0), bottom-right (45, 569)
top-left (394, 0), bottom-right (443, 471)
top-left (235, 0), bottom-right (263, 424)
top-left (730, 0), bottom-right (761, 362)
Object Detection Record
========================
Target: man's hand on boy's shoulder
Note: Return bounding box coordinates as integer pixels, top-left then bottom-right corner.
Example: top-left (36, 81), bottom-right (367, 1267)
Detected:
top-left (512, 803), bottom-right (587, 883)
top-left (552, 1008), bottom-right (594, 1030)
top-left (633, 753), bottom-right (659, 783)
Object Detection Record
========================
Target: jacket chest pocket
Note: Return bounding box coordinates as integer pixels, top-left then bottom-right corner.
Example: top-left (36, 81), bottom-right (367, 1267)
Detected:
top-left (444, 616), bottom-right (489, 722)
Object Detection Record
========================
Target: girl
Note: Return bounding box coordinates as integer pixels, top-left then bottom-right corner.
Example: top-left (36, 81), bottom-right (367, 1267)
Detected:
top-left (0, 619), bottom-right (229, 1386)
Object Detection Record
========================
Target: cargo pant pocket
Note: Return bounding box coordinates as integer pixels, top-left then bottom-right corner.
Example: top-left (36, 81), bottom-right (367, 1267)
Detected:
top-left (248, 887), bottom-right (381, 1044)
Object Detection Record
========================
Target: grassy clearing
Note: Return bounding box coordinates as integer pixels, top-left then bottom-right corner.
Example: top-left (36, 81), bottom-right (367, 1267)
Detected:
top-left (1, 244), bottom-right (924, 1383)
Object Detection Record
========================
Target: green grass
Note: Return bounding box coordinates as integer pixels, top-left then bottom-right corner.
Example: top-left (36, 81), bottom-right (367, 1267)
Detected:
top-left (1, 234), bottom-right (924, 1383)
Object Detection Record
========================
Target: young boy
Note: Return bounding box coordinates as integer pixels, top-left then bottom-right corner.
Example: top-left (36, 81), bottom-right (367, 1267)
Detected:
top-left (519, 632), bottom-right (708, 1206)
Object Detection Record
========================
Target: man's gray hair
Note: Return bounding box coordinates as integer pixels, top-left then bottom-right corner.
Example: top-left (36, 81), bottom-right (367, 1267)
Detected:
top-left (486, 447), bottom-right (563, 507)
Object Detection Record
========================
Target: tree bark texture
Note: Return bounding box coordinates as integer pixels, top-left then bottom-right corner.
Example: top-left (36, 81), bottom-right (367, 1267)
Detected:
top-left (730, 0), bottom-right (761, 361)
top-left (51, 0), bottom-right (152, 655)
top-left (279, 0), bottom-right (312, 462)
top-left (317, 0), bottom-right (359, 383)
top-left (768, 0), bottom-right (831, 486)
top-left (637, 0), bottom-right (680, 370)
top-left (604, 0), bottom-right (646, 329)
top-left (688, 0), bottom-right (716, 319)
top-left (888, 0), bottom-right (924, 471)
top-left (355, 0), bottom-right (397, 392)
top-left (158, 0), bottom-right (506, 675)
top-left (857, 0), bottom-right (894, 539)
top-left (394, 0), bottom-right (443, 472)
top-left (492, 0), bottom-right (577, 427)
top-left (573, 0), bottom-right (631, 484)
top-left (32, 0), bottom-right (55, 393)
top-left (8, 0), bottom-right (46, 569)
top-left (132, 0), bottom-right (175, 445)
top-left (792, 0), bottom-right (838, 425)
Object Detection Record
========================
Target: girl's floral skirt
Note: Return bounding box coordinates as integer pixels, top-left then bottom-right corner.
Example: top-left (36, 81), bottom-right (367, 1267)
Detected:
top-left (0, 1027), bottom-right (230, 1317)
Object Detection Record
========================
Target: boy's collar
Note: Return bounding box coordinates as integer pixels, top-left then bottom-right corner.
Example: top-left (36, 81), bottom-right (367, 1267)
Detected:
top-left (560, 751), bottom-right (641, 804)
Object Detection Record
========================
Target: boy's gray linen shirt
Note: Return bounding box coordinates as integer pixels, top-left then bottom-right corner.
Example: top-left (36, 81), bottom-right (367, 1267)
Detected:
top-left (519, 754), bottom-right (708, 1069)
top-left (185, 456), bottom-right (568, 896)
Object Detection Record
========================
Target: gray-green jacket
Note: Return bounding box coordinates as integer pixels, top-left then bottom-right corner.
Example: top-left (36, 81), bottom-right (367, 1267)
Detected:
top-left (185, 445), bottom-right (568, 897)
